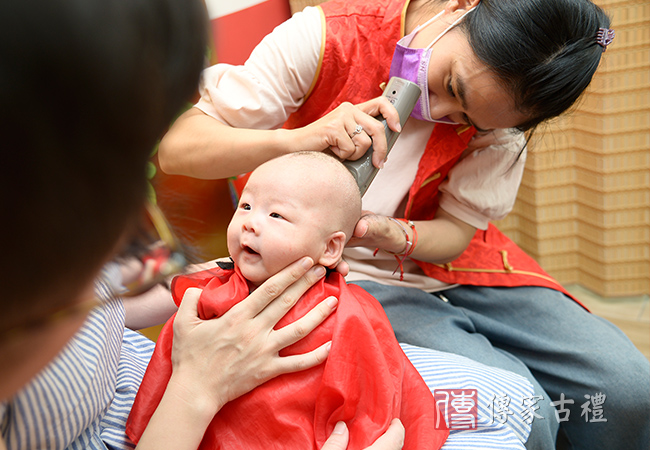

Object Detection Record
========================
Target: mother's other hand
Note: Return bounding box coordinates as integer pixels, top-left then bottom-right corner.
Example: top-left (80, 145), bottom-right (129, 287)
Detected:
top-left (322, 420), bottom-right (405, 450)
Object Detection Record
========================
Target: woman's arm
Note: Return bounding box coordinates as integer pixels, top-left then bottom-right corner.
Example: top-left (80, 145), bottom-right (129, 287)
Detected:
top-left (159, 100), bottom-right (400, 180)
top-left (348, 208), bottom-right (476, 265)
top-left (409, 209), bottom-right (476, 263)
top-left (123, 284), bottom-right (178, 330)
top-left (158, 107), bottom-right (298, 179)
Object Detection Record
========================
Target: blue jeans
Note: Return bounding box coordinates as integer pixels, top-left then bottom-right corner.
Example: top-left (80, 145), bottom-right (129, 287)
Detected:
top-left (352, 282), bottom-right (650, 450)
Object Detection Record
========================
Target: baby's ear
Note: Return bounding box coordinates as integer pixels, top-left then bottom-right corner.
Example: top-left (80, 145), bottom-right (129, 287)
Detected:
top-left (318, 231), bottom-right (347, 267)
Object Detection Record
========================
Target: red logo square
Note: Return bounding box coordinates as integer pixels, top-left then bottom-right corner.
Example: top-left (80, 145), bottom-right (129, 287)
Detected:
top-left (434, 389), bottom-right (479, 430)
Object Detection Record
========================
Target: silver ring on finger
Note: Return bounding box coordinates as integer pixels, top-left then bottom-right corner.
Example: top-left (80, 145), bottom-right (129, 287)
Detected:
top-left (350, 124), bottom-right (364, 138)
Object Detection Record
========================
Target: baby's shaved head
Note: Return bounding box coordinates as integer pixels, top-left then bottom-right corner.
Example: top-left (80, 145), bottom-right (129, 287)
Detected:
top-left (255, 151), bottom-right (361, 241)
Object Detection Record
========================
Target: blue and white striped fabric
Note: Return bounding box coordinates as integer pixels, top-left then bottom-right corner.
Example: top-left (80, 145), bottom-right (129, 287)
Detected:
top-left (0, 280), bottom-right (153, 450)
top-left (1, 286), bottom-right (530, 449)
top-left (100, 331), bottom-right (154, 450)
top-left (402, 344), bottom-right (532, 449)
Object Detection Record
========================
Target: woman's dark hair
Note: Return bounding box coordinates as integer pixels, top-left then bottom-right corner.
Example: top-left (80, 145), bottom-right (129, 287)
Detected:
top-left (460, 0), bottom-right (611, 132)
top-left (0, 0), bottom-right (208, 323)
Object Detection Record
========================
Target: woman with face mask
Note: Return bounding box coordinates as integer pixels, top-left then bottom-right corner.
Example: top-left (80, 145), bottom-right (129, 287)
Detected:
top-left (157, 0), bottom-right (649, 448)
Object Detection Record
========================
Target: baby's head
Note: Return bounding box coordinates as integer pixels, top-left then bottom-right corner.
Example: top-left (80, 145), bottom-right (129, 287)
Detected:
top-left (227, 151), bottom-right (361, 288)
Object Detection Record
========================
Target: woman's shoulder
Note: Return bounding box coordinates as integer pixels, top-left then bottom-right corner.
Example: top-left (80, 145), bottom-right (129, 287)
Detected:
top-left (0, 291), bottom-right (132, 449)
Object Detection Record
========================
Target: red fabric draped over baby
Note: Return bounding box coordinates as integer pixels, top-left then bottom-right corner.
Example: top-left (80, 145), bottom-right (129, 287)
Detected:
top-left (126, 266), bottom-right (446, 449)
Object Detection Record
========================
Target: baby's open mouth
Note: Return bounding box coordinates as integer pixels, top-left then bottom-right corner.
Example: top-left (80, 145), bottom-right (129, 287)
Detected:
top-left (243, 245), bottom-right (259, 256)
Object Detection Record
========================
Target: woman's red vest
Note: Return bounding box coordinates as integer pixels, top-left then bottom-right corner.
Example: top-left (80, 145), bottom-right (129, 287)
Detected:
top-left (285, 0), bottom-right (579, 303)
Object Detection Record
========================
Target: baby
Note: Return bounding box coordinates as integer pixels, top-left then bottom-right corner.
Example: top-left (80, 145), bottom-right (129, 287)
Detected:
top-left (127, 152), bottom-right (443, 450)
top-left (226, 150), bottom-right (361, 292)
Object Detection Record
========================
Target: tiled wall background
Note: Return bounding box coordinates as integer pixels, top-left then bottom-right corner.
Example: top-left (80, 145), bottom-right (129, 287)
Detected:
top-left (494, 0), bottom-right (649, 299)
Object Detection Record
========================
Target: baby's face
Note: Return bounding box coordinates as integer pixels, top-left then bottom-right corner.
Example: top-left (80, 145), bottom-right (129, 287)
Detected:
top-left (227, 165), bottom-right (333, 289)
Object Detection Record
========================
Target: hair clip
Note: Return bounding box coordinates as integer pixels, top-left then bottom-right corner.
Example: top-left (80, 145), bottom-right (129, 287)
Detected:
top-left (596, 28), bottom-right (615, 52)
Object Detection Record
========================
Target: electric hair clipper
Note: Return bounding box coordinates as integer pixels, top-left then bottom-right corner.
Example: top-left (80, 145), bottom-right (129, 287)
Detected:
top-left (343, 77), bottom-right (421, 196)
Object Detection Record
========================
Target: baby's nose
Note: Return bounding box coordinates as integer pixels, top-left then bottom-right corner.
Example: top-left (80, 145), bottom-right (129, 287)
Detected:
top-left (242, 215), bottom-right (259, 234)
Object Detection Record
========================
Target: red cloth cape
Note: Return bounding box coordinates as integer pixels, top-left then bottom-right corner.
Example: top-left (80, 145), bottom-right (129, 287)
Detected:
top-left (126, 266), bottom-right (447, 449)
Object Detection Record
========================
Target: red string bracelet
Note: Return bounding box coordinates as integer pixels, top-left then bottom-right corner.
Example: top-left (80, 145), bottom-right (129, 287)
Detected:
top-left (373, 217), bottom-right (418, 281)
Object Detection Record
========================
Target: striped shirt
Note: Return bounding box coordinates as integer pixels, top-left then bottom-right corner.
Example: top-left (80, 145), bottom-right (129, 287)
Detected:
top-left (0, 280), bottom-right (153, 450)
top-left (1, 285), bottom-right (531, 449)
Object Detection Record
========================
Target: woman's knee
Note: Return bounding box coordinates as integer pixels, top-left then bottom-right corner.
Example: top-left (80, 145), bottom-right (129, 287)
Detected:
top-left (599, 347), bottom-right (649, 414)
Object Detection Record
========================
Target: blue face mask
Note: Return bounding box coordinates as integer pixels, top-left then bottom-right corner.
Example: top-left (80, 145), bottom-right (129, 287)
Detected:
top-left (388, 8), bottom-right (476, 123)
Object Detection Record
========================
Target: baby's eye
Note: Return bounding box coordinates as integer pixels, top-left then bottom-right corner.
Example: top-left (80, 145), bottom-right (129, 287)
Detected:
top-left (270, 212), bottom-right (284, 219)
top-left (240, 202), bottom-right (251, 211)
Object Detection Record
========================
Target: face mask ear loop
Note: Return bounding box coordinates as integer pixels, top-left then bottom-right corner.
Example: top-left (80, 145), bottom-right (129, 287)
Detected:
top-left (411, 10), bottom-right (445, 36)
top-left (425, 6), bottom-right (476, 49)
